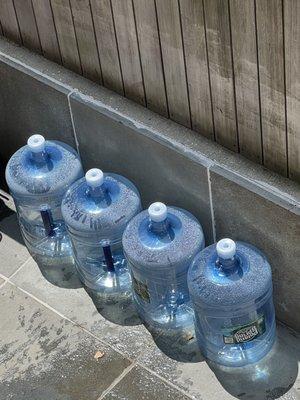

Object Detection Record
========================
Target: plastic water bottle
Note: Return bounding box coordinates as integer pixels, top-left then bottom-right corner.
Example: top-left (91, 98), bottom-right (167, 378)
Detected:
top-left (5, 134), bottom-right (84, 286)
top-left (188, 238), bottom-right (276, 367)
top-left (122, 202), bottom-right (205, 360)
top-left (61, 168), bottom-right (142, 325)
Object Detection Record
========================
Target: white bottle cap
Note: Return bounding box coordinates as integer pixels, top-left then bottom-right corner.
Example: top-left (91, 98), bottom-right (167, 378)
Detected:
top-left (27, 134), bottom-right (45, 153)
top-left (85, 168), bottom-right (104, 187)
top-left (216, 238), bottom-right (236, 259)
top-left (148, 202), bottom-right (168, 222)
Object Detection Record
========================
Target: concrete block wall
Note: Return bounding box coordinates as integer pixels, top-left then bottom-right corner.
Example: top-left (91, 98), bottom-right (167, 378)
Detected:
top-left (0, 38), bottom-right (299, 332)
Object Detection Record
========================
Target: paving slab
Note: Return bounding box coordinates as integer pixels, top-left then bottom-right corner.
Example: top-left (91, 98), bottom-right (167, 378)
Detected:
top-left (138, 323), bottom-right (300, 400)
top-left (11, 257), bottom-right (155, 360)
top-left (102, 365), bottom-right (190, 400)
top-left (0, 283), bottom-right (131, 400)
top-left (0, 208), bottom-right (30, 278)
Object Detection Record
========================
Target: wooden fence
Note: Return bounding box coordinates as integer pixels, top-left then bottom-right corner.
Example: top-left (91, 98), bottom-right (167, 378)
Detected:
top-left (0, 0), bottom-right (299, 182)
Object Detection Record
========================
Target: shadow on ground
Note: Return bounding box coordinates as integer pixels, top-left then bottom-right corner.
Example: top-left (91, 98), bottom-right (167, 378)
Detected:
top-left (209, 324), bottom-right (300, 399)
top-left (0, 187), bottom-right (82, 290)
top-left (85, 286), bottom-right (142, 326)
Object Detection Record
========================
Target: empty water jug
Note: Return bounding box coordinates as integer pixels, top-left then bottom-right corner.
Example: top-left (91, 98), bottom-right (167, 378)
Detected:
top-left (188, 238), bottom-right (276, 367)
top-left (123, 202), bottom-right (205, 360)
top-left (61, 168), bottom-right (141, 325)
top-left (5, 134), bottom-right (84, 286)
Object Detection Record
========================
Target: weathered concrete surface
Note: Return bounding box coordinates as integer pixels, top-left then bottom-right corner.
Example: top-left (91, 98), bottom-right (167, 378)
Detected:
top-left (0, 284), bottom-right (131, 400)
top-left (0, 60), bottom-right (75, 164)
top-left (138, 323), bottom-right (300, 400)
top-left (102, 366), bottom-right (191, 400)
top-left (11, 257), bottom-right (154, 361)
top-left (0, 191), bottom-right (30, 278)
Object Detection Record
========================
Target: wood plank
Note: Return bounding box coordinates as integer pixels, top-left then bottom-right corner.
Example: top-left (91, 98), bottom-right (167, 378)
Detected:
top-left (31, 0), bottom-right (61, 63)
top-left (50, 0), bottom-right (82, 74)
top-left (179, 0), bottom-right (213, 138)
top-left (111, 0), bottom-right (145, 105)
top-left (133, 0), bottom-right (168, 116)
top-left (69, 0), bottom-right (102, 83)
top-left (203, 0), bottom-right (238, 151)
top-left (155, 0), bottom-right (191, 128)
top-left (0, 0), bottom-right (22, 43)
top-left (13, 0), bottom-right (41, 52)
top-left (230, 0), bottom-right (262, 163)
top-left (284, 0), bottom-right (300, 182)
top-left (90, 0), bottom-right (123, 95)
top-left (256, 0), bottom-right (287, 175)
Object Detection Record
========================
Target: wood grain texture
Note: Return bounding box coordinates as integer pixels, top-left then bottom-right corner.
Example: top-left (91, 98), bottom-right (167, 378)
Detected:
top-left (179, 0), bottom-right (213, 138)
top-left (230, 0), bottom-right (262, 163)
top-left (1, 0), bottom-right (300, 183)
top-left (51, 0), bottom-right (82, 74)
top-left (90, 0), bottom-right (123, 94)
top-left (31, 0), bottom-right (61, 63)
top-left (0, 0), bottom-right (21, 43)
top-left (70, 0), bottom-right (102, 83)
top-left (256, 0), bottom-right (287, 176)
top-left (133, 0), bottom-right (168, 116)
top-left (156, 0), bottom-right (191, 128)
top-left (284, 0), bottom-right (300, 182)
top-left (203, 0), bottom-right (238, 151)
top-left (13, 0), bottom-right (41, 52)
top-left (111, 0), bottom-right (145, 105)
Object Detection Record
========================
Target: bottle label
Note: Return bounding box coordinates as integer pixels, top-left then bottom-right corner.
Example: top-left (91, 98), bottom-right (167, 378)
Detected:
top-left (132, 276), bottom-right (150, 303)
top-left (222, 315), bottom-right (266, 344)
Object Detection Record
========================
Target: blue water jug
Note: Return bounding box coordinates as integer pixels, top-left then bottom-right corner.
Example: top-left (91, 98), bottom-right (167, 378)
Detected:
top-left (61, 168), bottom-right (142, 324)
top-left (5, 134), bottom-right (84, 285)
top-left (122, 202), bottom-right (205, 359)
top-left (188, 238), bottom-right (276, 366)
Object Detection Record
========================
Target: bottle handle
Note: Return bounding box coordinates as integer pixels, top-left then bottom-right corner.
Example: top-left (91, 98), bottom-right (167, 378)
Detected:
top-left (40, 207), bottom-right (55, 237)
top-left (102, 244), bottom-right (115, 272)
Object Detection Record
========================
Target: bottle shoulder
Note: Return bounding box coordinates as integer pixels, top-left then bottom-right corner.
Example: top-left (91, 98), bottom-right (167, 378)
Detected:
top-left (6, 140), bottom-right (83, 198)
top-left (188, 242), bottom-right (272, 307)
top-left (122, 207), bottom-right (205, 268)
top-left (61, 173), bottom-right (141, 238)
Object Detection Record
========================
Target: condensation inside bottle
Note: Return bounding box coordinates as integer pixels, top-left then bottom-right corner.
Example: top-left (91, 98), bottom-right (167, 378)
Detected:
top-left (123, 203), bottom-right (205, 361)
top-left (5, 135), bottom-right (84, 287)
top-left (188, 239), bottom-right (276, 367)
top-left (61, 169), bottom-right (141, 325)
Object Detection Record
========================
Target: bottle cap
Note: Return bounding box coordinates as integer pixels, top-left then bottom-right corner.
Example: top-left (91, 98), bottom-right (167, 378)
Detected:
top-left (216, 238), bottom-right (236, 259)
top-left (27, 134), bottom-right (45, 153)
top-left (148, 202), bottom-right (167, 222)
top-left (85, 168), bottom-right (104, 187)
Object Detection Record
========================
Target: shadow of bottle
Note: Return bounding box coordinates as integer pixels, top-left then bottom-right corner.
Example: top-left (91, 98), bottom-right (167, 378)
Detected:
top-left (84, 285), bottom-right (142, 327)
top-left (142, 317), bottom-right (204, 363)
top-left (208, 323), bottom-right (299, 400)
top-left (34, 254), bottom-right (83, 290)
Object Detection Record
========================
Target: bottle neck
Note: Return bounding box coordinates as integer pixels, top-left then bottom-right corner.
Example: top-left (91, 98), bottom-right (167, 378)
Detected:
top-left (150, 218), bottom-right (168, 233)
top-left (88, 184), bottom-right (111, 205)
top-left (30, 150), bottom-right (48, 164)
top-left (217, 255), bottom-right (239, 273)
